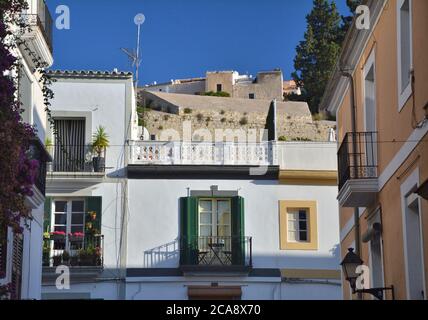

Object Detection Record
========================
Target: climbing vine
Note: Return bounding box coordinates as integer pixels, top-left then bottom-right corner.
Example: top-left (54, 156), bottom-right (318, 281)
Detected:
top-left (0, 0), bottom-right (55, 297)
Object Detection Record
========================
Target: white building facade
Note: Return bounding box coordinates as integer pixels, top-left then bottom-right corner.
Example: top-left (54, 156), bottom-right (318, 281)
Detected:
top-left (39, 69), bottom-right (341, 300)
top-left (0, 0), bottom-right (53, 300)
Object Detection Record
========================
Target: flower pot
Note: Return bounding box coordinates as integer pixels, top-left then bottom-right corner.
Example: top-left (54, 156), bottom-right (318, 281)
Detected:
top-left (69, 235), bottom-right (84, 243)
top-left (92, 156), bottom-right (105, 172)
top-left (51, 234), bottom-right (65, 242)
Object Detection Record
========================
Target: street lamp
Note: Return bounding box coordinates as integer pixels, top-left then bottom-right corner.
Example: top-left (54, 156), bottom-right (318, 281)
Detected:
top-left (340, 248), bottom-right (395, 300)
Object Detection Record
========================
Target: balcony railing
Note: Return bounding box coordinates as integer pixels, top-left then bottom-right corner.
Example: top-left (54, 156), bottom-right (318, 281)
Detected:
top-left (21, 0), bottom-right (53, 51)
top-left (180, 236), bottom-right (252, 268)
top-left (47, 145), bottom-right (106, 173)
top-left (130, 141), bottom-right (277, 166)
top-left (28, 138), bottom-right (52, 196)
top-left (43, 234), bottom-right (104, 267)
top-left (338, 132), bottom-right (378, 190)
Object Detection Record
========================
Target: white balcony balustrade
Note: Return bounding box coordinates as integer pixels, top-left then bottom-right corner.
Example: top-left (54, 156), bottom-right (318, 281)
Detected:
top-left (129, 141), bottom-right (278, 166)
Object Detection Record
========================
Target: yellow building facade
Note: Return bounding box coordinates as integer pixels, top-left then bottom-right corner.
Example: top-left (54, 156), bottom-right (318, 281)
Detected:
top-left (321, 0), bottom-right (428, 300)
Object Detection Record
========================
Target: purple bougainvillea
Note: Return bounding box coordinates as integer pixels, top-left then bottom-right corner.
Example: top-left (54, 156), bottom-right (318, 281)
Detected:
top-left (0, 0), bottom-right (37, 234)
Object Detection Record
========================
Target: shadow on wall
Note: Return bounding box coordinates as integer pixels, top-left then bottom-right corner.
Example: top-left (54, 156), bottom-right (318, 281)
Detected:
top-left (142, 238), bottom-right (341, 270)
top-left (144, 239), bottom-right (180, 268)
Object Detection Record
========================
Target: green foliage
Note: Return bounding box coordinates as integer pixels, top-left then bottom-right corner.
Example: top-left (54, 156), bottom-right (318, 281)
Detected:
top-left (220, 118), bottom-right (226, 123)
top-left (220, 110), bottom-right (226, 115)
top-left (312, 112), bottom-right (328, 121)
top-left (290, 0), bottom-right (359, 113)
top-left (278, 136), bottom-right (288, 142)
top-left (203, 91), bottom-right (231, 97)
top-left (292, 137), bottom-right (313, 142)
top-left (239, 117), bottom-right (248, 126)
top-left (196, 113), bottom-right (204, 122)
top-left (183, 108), bottom-right (193, 114)
top-left (91, 126), bottom-right (109, 156)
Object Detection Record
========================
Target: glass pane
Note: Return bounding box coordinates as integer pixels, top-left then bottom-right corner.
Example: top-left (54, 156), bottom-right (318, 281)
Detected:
top-left (299, 210), bottom-right (307, 220)
top-left (288, 220), bottom-right (298, 231)
top-left (54, 214), bottom-right (67, 225)
top-left (54, 226), bottom-right (66, 233)
top-left (217, 201), bottom-right (231, 226)
top-left (71, 213), bottom-right (84, 224)
top-left (72, 201), bottom-right (84, 212)
top-left (299, 231), bottom-right (308, 241)
top-left (199, 200), bottom-right (212, 212)
top-left (200, 212), bottom-right (212, 224)
top-left (299, 220), bottom-right (307, 231)
top-left (288, 231), bottom-right (297, 242)
top-left (55, 201), bottom-right (67, 213)
top-left (288, 211), bottom-right (298, 221)
top-left (200, 225), bottom-right (211, 237)
top-left (217, 226), bottom-right (230, 237)
top-left (71, 226), bottom-right (84, 234)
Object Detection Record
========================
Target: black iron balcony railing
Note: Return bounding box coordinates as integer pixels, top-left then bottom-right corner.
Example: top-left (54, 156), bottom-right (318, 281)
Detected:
top-left (21, 0), bottom-right (53, 51)
top-left (43, 234), bottom-right (104, 267)
top-left (338, 132), bottom-right (378, 190)
top-left (47, 145), bottom-right (106, 173)
top-left (180, 236), bottom-right (252, 267)
top-left (28, 138), bottom-right (52, 196)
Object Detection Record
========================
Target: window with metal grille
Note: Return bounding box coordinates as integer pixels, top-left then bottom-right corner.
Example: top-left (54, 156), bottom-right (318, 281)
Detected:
top-left (11, 233), bottom-right (23, 300)
top-left (0, 223), bottom-right (7, 279)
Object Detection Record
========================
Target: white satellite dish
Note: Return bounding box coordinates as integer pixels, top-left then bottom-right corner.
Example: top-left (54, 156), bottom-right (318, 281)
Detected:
top-left (134, 13), bottom-right (146, 25)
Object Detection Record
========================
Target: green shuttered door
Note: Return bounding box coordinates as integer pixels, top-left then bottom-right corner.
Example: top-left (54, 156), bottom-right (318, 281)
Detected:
top-left (180, 197), bottom-right (198, 265)
top-left (231, 196), bottom-right (245, 265)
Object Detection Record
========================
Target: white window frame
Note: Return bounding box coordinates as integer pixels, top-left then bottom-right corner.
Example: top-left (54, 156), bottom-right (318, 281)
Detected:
top-left (400, 168), bottom-right (426, 300)
top-left (51, 198), bottom-right (86, 256)
top-left (287, 208), bottom-right (309, 243)
top-left (367, 208), bottom-right (385, 298)
top-left (198, 198), bottom-right (231, 238)
top-left (396, 0), bottom-right (413, 112)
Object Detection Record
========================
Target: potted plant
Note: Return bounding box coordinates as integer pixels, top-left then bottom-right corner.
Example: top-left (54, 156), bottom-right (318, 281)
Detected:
top-left (91, 126), bottom-right (109, 172)
top-left (50, 231), bottom-right (66, 241)
top-left (62, 251), bottom-right (70, 265)
top-left (78, 246), bottom-right (101, 266)
top-left (89, 211), bottom-right (97, 221)
top-left (68, 232), bottom-right (84, 243)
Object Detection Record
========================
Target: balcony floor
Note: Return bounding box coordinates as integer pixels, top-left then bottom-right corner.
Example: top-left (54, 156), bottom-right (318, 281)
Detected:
top-left (337, 178), bottom-right (378, 207)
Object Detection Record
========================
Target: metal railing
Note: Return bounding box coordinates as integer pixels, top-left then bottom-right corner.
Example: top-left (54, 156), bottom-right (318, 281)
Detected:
top-left (180, 236), bottom-right (252, 267)
top-left (29, 138), bottom-right (51, 196)
top-left (47, 145), bottom-right (106, 173)
top-left (130, 141), bottom-right (277, 166)
top-left (43, 234), bottom-right (104, 267)
top-left (21, 0), bottom-right (53, 51)
top-left (338, 132), bottom-right (378, 190)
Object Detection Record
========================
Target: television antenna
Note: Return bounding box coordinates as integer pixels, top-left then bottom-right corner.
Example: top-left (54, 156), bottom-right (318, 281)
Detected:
top-left (121, 13), bottom-right (145, 91)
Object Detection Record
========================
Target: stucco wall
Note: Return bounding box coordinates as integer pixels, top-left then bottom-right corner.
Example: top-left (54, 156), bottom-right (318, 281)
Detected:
top-left (126, 179), bottom-right (340, 270)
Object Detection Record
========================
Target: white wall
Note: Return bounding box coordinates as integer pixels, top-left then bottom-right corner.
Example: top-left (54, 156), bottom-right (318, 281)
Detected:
top-left (277, 142), bottom-right (338, 171)
top-left (127, 179), bottom-right (340, 270)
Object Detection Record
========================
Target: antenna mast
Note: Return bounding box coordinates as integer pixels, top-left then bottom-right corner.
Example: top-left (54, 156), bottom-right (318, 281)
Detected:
top-left (121, 13), bottom-right (145, 91)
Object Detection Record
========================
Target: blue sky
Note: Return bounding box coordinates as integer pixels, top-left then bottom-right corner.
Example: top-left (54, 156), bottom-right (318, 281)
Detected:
top-left (46, 0), bottom-right (351, 85)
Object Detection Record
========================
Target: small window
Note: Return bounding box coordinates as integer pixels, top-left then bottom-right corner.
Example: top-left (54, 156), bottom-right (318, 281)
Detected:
top-left (249, 93), bottom-right (255, 99)
top-left (279, 200), bottom-right (318, 250)
top-left (287, 209), bottom-right (308, 242)
top-left (397, 0), bottom-right (413, 110)
top-left (216, 84), bottom-right (222, 92)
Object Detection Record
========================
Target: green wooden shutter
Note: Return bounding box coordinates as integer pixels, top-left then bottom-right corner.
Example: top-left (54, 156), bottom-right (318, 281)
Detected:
top-left (231, 196), bottom-right (245, 265)
top-left (180, 197), bottom-right (198, 265)
top-left (43, 197), bottom-right (52, 232)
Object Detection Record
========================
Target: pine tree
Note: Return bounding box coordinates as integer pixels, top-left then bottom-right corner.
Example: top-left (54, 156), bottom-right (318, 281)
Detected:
top-left (339, 0), bottom-right (362, 43)
top-left (289, 0), bottom-right (360, 114)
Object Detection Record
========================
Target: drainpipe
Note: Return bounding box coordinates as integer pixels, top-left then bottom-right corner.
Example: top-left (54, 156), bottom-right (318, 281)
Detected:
top-left (341, 70), bottom-right (362, 299)
top-left (340, 71), bottom-right (360, 256)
